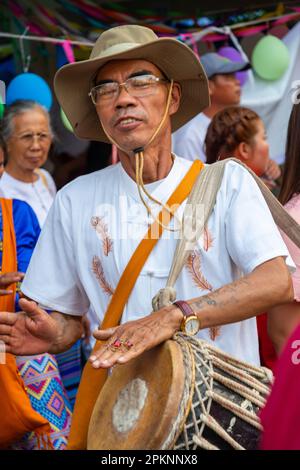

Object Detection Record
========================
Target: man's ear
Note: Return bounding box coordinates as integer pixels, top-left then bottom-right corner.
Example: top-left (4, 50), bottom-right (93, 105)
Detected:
top-left (169, 82), bottom-right (181, 116)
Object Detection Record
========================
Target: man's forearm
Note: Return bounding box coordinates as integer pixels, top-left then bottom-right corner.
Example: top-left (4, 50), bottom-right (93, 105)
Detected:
top-left (186, 257), bottom-right (293, 330)
top-left (48, 311), bottom-right (83, 354)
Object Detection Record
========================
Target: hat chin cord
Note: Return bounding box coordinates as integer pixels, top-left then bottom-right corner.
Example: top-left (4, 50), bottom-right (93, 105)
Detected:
top-left (100, 80), bottom-right (181, 231)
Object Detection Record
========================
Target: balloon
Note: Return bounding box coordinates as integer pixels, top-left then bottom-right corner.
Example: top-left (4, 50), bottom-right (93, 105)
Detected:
top-left (60, 108), bottom-right (73, 132)
top-left (218, 46), bottom-right (249, 86)
top-left (6, 73), bottom-right (52, 109)
top-left (252, 35), bottom-right (290, 81)
top-left (0, 94), bottom-right (4, 119)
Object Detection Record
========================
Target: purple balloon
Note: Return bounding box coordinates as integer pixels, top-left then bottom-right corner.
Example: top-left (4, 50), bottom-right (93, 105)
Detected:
top-left (218, 46), bottom-right (249, 86)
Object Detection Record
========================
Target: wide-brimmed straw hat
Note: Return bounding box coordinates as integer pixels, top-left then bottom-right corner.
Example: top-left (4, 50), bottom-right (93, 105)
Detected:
top-left (54, 25), bottom-right (209, 143)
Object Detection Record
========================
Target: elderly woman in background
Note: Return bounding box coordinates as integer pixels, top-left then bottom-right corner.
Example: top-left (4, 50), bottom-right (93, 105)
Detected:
top-left (0, 100), bottom-right (86, 410)
top-left (0, 100), bottom-right (56, 227)
top-left (0, 133), bottom-right (72, 450)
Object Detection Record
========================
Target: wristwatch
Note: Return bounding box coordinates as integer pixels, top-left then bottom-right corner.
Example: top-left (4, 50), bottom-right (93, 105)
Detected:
top-left (173, 300), bottom-right (200, 336)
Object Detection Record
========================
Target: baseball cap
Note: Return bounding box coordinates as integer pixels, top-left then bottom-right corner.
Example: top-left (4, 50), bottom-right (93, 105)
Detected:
top-left (200, 52), bottom-right (251, 79)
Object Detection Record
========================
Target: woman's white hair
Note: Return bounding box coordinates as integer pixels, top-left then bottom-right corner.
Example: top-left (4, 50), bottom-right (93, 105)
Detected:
top-left (0, 99), bottom-right (54, 143)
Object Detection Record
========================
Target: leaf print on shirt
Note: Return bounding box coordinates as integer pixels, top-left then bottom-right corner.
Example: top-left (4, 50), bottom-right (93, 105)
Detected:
top-left (203, 227), bottom-right (214, 252)
top-left (186, 250), bottom-right (213, 292)
top-left (92, 256), bottom-right (115, 296)
top-left (91, 216), bottom-right (113, 256)
top-left (185, 250), bottom-right (221, 341)
top-left (209, 326), bottom-right (221, 341)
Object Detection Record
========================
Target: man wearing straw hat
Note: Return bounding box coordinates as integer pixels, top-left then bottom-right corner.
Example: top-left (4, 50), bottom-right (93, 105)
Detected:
top-left (0, 26), bottom-right (293, 412)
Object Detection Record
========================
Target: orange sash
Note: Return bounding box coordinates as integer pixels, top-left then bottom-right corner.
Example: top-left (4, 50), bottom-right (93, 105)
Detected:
top-left (0, 199), bottom-right (52, 449)
top-left (67, 160), bottom-right (204, 449)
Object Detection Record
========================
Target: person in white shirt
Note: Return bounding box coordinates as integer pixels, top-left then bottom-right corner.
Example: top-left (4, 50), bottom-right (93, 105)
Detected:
top-left (0, 100), bottom-right (56, 226)
top-left (172, 52), bottom-right (250, 162)
top-left (0, 26), bottom-right (293, 370)
top-left (172, 52), bottom-right (281, 186)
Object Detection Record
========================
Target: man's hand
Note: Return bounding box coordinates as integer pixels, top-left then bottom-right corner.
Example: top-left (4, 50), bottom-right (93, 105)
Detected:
top-left (0, 298), bottom-right (58, 355)
top-left (0, 271), bottom-right (24, 295)
top-left (89, 305), bottom-right (183, 369)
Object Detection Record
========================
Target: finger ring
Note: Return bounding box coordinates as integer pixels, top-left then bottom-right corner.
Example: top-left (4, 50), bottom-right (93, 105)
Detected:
top-left (123, 340), bottom-right (133, 350)
top-left (109, 339), bottom-right (123, 351)
top-left (108, 338), bottom-right (133, 352)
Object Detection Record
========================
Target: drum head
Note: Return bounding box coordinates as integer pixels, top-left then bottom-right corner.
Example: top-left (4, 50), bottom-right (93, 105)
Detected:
top-left (87, 340), bottom-right (184, 450)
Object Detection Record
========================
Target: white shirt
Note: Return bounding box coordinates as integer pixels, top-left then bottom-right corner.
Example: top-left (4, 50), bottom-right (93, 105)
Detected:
top-left (0, 169), bottom-right (56, 227)
top-left (22, 157), bottom-right (292, 365)
top-left (172, 113), bottom-right (211, 162)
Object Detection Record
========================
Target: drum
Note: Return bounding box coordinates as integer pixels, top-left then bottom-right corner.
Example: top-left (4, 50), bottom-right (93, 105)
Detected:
top-left (87, 333), bottom-right (273, 450)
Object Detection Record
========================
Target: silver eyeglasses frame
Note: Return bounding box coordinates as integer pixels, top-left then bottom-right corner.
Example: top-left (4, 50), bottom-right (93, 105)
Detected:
top-left (88, 74), bottom-right (169, 105)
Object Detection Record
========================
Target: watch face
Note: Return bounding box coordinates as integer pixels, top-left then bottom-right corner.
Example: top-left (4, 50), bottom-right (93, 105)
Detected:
top-left (185, 317), bottom-right (200, 335)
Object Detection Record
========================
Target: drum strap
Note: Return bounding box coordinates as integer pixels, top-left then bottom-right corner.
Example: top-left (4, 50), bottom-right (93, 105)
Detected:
top-left (152, 157), bottom-right (300, 311)
top-left (67, 158), bottom-right (204, 450)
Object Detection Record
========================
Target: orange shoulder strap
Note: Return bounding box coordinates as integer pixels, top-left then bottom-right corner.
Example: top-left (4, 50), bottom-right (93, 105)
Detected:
top-left (67, 159), bottom-right (204, 449)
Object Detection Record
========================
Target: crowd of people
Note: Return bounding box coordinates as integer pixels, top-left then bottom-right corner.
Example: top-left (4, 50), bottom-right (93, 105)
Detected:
top-left (0, 23), bottom-right (299, 450)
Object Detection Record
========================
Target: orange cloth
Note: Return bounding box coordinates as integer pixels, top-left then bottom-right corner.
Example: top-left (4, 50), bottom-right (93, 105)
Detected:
top-left (0, 199), bottom-right (52, 449)
top-left (67, 160), bottom-right (204, 449)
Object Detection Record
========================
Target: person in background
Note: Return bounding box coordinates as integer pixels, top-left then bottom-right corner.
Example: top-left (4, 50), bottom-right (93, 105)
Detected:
top-left (260, 322), bottom-right (300, 450)
top-left (0, 100), bottom-right (56, 227)
top-left (0, 100), bottom-right (87, 408)
top-left (0, 136), bottom-right (71, 449)
top-left (267, 102), bottom-right (300, 355)
top-left (172, 52), bottom-right (281, 187)
top-left (205, 106), bottom-right (269, 175)
top-left (204, 106), bottom-right (280, 370)
top-left (172, 52), bottom-right (250, 162)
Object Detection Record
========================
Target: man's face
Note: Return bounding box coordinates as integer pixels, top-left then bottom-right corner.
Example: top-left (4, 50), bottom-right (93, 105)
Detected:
top-left (93, 59), bottom-right (179, 152)
top-left (209, 73), bottom-right (241, 107)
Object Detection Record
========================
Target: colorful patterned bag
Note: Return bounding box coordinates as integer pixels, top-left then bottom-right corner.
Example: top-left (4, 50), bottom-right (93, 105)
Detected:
top-left (13, 354), bottom-right (72, 450)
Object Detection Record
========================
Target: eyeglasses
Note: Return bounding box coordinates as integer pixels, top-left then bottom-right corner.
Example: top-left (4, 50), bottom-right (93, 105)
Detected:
top-left (89, 74), bottom-right (169, 105)
top-left (15, 132), bottom-right (52, 145)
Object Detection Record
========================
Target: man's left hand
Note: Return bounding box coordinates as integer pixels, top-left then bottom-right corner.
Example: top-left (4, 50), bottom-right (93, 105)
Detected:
top-left (89, 305), bottom-right (182, 368)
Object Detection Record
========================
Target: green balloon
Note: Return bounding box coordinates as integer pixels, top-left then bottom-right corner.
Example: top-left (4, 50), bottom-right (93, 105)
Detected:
top-left (252, 35), bottom-right (290, 81)
top-left (0, 94), bottom-right (4, 119)
top-left (60, 108), bottom-right (73, 132)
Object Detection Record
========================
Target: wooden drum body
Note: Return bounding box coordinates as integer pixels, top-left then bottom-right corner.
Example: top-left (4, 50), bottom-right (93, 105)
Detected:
top-left (87, 334), bottom-right (272, 450)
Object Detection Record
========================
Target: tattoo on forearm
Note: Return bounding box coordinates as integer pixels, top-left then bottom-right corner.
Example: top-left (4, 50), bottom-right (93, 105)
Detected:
top-left (192, 295), bottom-right (217, 311)
top-left (191, 277), bottom-right (251, 313)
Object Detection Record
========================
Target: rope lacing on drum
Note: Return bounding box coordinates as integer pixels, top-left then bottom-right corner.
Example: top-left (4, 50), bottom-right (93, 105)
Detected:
top-left (164, 334), bottom-right (272, 451)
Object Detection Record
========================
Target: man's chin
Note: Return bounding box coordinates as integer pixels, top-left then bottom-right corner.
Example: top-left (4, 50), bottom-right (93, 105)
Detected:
top-left (113, 136), bottom-right (148, 154)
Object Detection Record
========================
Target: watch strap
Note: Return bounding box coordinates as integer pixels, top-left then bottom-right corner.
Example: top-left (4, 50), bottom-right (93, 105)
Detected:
top-left (173, 300), bottom-right (195, 318)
